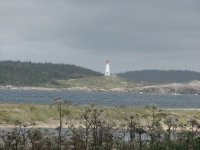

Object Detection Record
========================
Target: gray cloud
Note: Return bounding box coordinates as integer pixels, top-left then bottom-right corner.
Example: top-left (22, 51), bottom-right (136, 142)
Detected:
top-left (0, 0), bottom-right (199, 73)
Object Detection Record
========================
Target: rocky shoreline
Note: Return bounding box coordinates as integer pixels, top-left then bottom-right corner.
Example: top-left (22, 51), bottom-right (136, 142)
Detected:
top-left (111, 81), bottom-right (200, 95)
top-left (0, 80), bottom-right (200, 95)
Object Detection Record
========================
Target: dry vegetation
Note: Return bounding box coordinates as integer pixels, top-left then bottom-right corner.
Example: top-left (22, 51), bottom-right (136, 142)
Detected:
top-left (0, 103), bottom-right (199, 128)
top-left (0, 101), bottom-right (200, 149)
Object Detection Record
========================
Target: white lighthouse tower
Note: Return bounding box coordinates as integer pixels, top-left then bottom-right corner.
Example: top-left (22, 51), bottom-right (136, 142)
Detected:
top-left (105, 60), bottom-right (110, 76)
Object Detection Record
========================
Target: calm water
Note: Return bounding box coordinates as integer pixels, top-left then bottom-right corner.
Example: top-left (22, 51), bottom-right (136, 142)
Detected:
top-left (0, 89), bottom-right (199, 108)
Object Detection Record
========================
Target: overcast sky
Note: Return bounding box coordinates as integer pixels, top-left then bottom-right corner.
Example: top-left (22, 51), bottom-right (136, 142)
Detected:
top-left (0, 0), bottom-right (199, 73)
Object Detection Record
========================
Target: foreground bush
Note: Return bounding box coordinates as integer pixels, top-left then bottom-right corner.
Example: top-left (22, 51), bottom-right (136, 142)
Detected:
top-left (0, 100), bottom-right (200, 150)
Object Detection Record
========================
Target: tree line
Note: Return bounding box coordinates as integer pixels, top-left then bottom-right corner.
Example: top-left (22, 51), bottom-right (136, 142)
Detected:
top-left (0, 60), bottom-right (103, 86)
top-left (117, 70), bottom-right (200, 83)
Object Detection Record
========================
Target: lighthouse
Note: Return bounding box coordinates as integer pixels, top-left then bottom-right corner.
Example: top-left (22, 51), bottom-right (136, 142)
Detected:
top-left (105, 60), bottom-right (110, 76)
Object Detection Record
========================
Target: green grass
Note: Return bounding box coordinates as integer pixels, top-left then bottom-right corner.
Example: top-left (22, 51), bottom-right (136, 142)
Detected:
top-left (56, 76), bottom-right (131, 89)
top-left (55, 76), bottom-right (152, 89)
top-left (0, 103), bottom-right (199, 126)
top-left (21, 75), bottom-right (166, 90)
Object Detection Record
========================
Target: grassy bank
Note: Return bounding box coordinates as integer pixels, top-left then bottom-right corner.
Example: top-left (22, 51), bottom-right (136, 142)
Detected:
top-left (1, 102), bottom-right (200, 149)
top-left (41, 76), bottom-right (162, 89)
top-left (48, 76), bottom-right (134, 89)
top-left (0, 103), bottom-right (199, 126)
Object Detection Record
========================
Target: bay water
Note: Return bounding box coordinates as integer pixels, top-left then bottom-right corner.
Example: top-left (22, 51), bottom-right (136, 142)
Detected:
top-left (0, 89), bottom-right (199, 108)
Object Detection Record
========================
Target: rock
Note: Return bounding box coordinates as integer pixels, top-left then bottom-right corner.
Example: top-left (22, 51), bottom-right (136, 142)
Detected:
top-left (1, 80), bottom-right (199, 95)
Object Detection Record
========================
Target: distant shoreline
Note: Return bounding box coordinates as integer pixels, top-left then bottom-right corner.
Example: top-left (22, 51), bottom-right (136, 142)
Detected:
top-left (0, 80), bottom-right (200, 95)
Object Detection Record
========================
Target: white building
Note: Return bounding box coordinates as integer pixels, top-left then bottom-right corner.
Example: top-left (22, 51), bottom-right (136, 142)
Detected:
top-left (105, 60), bottom-right (110, 76)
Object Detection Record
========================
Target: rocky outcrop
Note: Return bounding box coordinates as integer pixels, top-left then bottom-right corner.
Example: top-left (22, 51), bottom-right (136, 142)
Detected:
top-left (116, 80), bottom-right (200, 95)
top-left (0, 81), bottom-right (199, 95)
top-left (107, 80), bottom-right (200, 95)
top-left (67, 87), bottom-right (110, 92)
